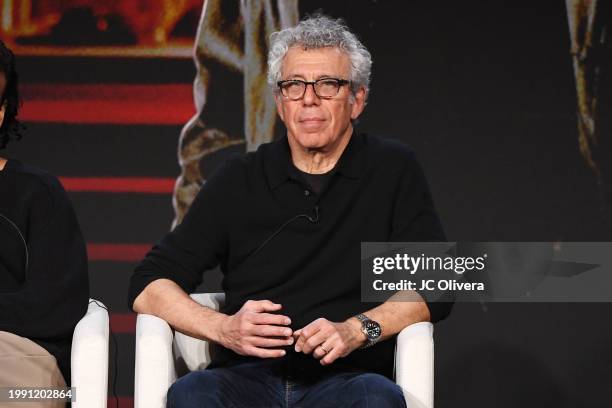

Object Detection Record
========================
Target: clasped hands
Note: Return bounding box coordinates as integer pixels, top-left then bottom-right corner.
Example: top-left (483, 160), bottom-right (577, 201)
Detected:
top-left (218, 300), bottom-right (366, 366)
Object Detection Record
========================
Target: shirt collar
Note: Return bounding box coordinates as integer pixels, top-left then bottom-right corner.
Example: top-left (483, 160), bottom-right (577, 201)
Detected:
top-left (265, 131), bottom-right (367, 190)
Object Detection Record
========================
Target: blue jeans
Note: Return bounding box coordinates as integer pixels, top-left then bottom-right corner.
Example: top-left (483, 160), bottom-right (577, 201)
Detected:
top-left (166, 357), bottom-right (406, 408)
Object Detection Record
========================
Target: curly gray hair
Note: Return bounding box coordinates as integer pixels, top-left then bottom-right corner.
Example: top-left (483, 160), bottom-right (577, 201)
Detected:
top-left (267, 15), bottom-right (372, 96)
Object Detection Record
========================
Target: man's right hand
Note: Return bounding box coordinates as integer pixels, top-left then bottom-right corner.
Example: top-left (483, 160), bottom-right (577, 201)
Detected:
top-left (217, 300), bottom-right (293, 358)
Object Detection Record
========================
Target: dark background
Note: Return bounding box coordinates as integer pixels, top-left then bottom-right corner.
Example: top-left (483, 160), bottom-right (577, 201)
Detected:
top-left (4, 0), bottom-right (612, 406)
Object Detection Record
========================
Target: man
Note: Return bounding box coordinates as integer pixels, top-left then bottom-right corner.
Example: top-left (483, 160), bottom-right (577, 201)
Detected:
top-left (0, 40), bottom-right (90, 403)
top-left (129, 15), bottom-right (450, 407)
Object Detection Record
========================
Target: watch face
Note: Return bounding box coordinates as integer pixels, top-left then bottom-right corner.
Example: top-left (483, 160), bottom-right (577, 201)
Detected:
top-left (365, 321), bottom-right (381, 339)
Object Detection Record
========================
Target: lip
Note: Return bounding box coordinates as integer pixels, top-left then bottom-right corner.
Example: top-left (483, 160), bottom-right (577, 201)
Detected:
top-left (299, 117), bottom-right (325, 122)
top-left (298, 117), bottom-right (326, 131)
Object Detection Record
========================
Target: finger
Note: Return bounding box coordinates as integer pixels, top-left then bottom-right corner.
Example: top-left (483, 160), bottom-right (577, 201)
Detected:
top-left (313, 339), bottom-right (334, 359)
top-left (248, 336), bottom-right (294, 348)
top-left (243, 346), bottom-right (286, 359)
top-left (253, 325), bottom-right (293, 338)
top-left (302, 330), bottom-right (329, 355)
top-left (250, 312), bottom-right (291, 326)
top-left (295, 318), bottom-right (330, 353)
top-left (320, 345), bottom-right (342, 366)
top-left (245, 300), bottom-right (282, 313)
top-left (295, 321), bottom-right (325, 352)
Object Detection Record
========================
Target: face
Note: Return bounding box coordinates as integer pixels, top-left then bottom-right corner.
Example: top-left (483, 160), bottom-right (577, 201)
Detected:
top-left (275, 46), bottom-right (366, 151)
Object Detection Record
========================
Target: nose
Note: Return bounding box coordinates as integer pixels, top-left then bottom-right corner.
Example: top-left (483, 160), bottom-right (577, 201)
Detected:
top-left (302, 82), bottom-right (320, 106)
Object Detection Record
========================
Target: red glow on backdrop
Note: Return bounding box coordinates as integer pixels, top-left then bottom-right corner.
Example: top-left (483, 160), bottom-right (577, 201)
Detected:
top-left (20, 84), bottom-right (194, 125)
top-left (87, 244), bottom-right (152, 262)
top-left (60, 176), bottom-right (175, 193)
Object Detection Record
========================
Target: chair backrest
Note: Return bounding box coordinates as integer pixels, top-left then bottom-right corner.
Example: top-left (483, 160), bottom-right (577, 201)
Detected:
top-left (173, 293), bottom-right (225, 375)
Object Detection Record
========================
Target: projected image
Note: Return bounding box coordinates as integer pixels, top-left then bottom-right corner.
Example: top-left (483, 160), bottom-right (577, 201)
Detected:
top-left (0, 0), bottom-right (202, 57)
top-left (173, 0), bottom-right (299, 225)
top-left (566, 0), bottom-right (609, 181)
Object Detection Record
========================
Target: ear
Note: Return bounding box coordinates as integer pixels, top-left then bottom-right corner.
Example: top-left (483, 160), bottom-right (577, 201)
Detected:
top-left (274, 93), bottom-right (286, 122)
top-left (350, 87), bottom-right (367, 120)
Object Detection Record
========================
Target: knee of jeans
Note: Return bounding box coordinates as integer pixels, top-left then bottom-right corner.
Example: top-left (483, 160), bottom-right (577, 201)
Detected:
top-left (166, 371), bottom-right (226, 408)
top-left (348, 373), bottom-right (406, 407)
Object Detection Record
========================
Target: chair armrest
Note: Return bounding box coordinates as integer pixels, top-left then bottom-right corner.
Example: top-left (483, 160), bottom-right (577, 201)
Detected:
top-left (395, 321), bottom-right (434, 408)
top-left (134, 314), bottom-right (176, 408)
top-left (172, 293), bottom-right (226, 372)
top-left (190, 292), bottom-right (225, 310)
top-left (134, 293), bottom-right (225, 408)
top-left (71, 299), bottom-right (109, 408)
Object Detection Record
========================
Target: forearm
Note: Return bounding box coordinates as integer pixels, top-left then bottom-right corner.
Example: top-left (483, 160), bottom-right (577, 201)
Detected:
top-left (132, 278), bottom-right (227, 343)
top-left (345, 290), bottom-right (431, 345)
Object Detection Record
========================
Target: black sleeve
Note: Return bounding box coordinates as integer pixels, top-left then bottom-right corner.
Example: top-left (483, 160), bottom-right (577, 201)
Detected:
top-left (128, 161), bottom-right (233, 310)
top-left (389, 151), bottom-right (454, 323)
top-left (0, 178), bottom-right (89, 339)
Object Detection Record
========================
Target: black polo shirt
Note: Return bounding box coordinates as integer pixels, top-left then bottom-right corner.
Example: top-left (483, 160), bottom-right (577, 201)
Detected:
top-left (129, 132), bottom-right (449, 379)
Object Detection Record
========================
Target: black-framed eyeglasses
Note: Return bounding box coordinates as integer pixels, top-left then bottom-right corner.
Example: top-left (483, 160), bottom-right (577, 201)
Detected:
top-left (277, 78), bottom-right (351, 100)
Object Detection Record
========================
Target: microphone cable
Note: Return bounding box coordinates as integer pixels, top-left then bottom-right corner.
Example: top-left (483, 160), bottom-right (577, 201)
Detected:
top-left (0, 212), bottom-right (29, 272)
top-left (246, 205), bottom-right (320, 261)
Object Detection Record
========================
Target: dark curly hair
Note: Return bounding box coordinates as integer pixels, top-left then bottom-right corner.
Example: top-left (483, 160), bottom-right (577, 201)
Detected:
top-left (0, 40), bottom-right (23, 149)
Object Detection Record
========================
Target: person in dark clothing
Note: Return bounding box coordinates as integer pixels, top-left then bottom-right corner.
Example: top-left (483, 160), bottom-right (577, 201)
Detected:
top-left (0, 40), bottom-right (89, 392)
top-left (130, 15), bottom-right (451, 407)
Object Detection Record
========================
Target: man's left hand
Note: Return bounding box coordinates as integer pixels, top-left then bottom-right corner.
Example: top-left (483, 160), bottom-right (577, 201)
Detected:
top-left (293, 318), bottom-right (365, 365)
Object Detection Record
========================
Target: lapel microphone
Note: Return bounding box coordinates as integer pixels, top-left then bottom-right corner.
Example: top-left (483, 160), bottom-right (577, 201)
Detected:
top-left (306, 205), bottom-right (320, 223)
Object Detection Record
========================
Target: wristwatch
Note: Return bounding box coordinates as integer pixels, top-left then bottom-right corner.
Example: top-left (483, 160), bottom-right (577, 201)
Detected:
top-left (354, 314), bottom-right (382, 348)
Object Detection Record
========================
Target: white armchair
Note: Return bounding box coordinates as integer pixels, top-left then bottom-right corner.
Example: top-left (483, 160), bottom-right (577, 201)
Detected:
top-left (71, 298), bottom-right (109, 408)
top-left (135, 293), bottom-right (434, 408)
